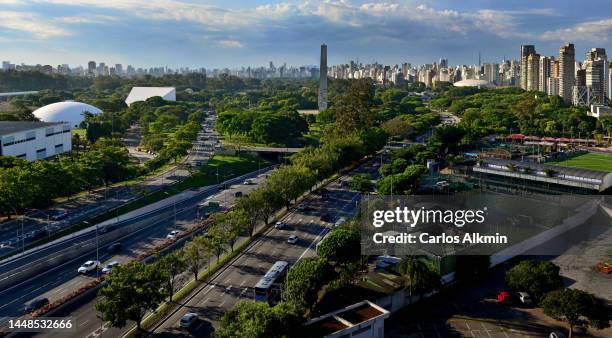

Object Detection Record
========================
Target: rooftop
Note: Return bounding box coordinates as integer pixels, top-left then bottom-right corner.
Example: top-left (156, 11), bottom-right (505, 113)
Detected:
top-left (305, 300), bottom-right (389, 338)
top-left (0, 121), bottom-right (65, 137)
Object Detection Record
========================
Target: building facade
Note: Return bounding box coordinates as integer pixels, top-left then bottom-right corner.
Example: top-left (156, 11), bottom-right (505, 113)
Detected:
top-left (559, 43), bottom-right (576, 103)
top-left (0, 122), bottom-right (72, 161)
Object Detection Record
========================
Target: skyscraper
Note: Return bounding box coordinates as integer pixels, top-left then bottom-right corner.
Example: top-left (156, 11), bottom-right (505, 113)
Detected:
top-left (87, 61), bottom-right (96, 76)
top-left (526, 53), bottom-right (540, 91)
top-left (318, 44), bottom-right (328, 112)
top-left (539, 56), bottom-right (552, 94)
top-left (520, 45), bottom-right (536, 89)
top-left (559, 43), bottom-right (575, 103)
top-left (585, 48), bottom-right (608, 104)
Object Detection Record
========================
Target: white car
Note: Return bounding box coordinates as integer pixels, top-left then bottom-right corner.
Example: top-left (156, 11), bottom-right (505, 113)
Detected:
top-left (549, 332), bottom-right (566, 338)
top-left (166, 230), bottom-right (181, 239)
top-left (334, 217), bottom-right (347, 227)
top-left (78, 260), bottom-right (100, 274)
top-left (275, 221), bottom-right (286, 229)
top-left (243, 179), bottom-right (253, 185)
top-left (101, 261), bottom-right (121, 274)
top-left (180, 312), bottom-right (198, 328)
top-left (287, 235), bottom-right (298, 244)
top-left (517, 292), bottom-right (533, 305)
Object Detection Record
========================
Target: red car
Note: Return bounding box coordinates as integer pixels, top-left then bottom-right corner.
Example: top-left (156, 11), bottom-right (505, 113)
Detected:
top-left (497, 291), bottom-right (512, 304)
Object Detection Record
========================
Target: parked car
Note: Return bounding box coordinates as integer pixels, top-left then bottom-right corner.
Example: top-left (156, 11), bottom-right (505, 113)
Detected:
top-left (243, 179), bottom-right (253, 185)
top-left (287, 235), bottom-right (299, 244)
top-left (102, 261), bottom-right (121, 274)
top-left (497, 291), bottom-right (512, 304)
top-left (180, 312), bottom-right (198, 328)
top-left (106, 242), bottom-right (122, 254)
top-left (24, 298), bottom-right (49, 313)
top-left (275, 221), bottom-right (286, 229)
top-left (334, 217), bottom-right (347, 227)
top-left (549, 332), bottom-right (566, 338)
top-left (166, 230), bottom-right (181, 239)
top-left (516, 292), bottom-right (533, 305)
top-left (78, 260), bottom-right (100, 274)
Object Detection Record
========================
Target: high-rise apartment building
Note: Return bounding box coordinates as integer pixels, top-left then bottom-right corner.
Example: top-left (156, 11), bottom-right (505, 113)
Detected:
top-left (539, 56), bottom-right (552, 93)
top-left (559, 43), bottom-right (575, 103)
top-left (482, 63), bottom-right (499, 85)
top-left (87, 61), bottom-right (96, 75)
top-left (526, 53), bottom-right (540, 91)
top-left (520, 45), bottom-right (536, 89)
top-left (318, 44), bottom-right (328, 112)
top-left (585, 48), bottom-right (608, 104)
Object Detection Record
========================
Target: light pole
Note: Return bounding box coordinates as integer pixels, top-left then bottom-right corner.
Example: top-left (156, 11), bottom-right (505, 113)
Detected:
top-left (10, 206), bottom-right (24, 252)
top-left (163, 191), bottom-right (178, 231)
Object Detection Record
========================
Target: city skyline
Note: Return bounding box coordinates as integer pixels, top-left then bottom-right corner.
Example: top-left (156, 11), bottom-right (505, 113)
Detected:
top-left (1, 0), bottom-right (612, 68)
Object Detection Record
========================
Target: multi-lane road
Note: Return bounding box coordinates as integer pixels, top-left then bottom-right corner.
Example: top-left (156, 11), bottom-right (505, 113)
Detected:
top-left (144, 159), bottom-right (379, 338)
top-left (0, 168), bottom-right (271, 335)
top-left (0, 113), bottom-right (217, 257)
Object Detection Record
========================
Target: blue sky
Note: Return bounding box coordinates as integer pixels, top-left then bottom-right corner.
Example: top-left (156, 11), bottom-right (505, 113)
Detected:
top-left (0, 0), bottom-right (611, 69)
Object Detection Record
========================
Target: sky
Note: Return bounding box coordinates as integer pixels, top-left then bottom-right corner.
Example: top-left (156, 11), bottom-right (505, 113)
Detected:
top-left (0, 0), bottom-right (611, 69)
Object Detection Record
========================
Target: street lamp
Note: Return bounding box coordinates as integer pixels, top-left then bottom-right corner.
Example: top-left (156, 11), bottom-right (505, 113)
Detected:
top-left (9, 206), bottom-right (24, 252)
top-left (163, 191), bottom-right (178, 231)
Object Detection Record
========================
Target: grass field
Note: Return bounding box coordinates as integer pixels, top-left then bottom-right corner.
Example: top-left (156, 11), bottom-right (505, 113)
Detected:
top-left (548, 152), bottom-right (612, 172)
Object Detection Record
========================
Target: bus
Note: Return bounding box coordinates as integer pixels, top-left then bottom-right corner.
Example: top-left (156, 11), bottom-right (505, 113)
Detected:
top-left (253, 261), bottom-right (288, 303)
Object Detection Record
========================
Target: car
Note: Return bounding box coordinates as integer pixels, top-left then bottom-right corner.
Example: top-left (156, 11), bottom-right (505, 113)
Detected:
top-left (321, 213), bottom-right (333, 222)
top-left (549, 332), bottom-right (567, 338)
top-left (102, 261), bottom-right (121, 274)
top-left (24, 298), bottom-right (49, 313)
top-left (287, 235), bottom-right (299, 244)
top-left (334, 217), bottom-right (347, 227)
top-left (78, 260), bottom-right (100, 274)
top-left (275, 221), bottom-right (286, 229)
top-left (516, 292), bottom-right (533, 305)
top-left (50, 211), bottom-right (68, 221)
top-left (243, 179), bottom-right (253, 185)
top-left (179, 312), bottom-right (198, 328)
top-left (166, 230), bottom-right (181, 239)
top-left (106, 242), bottom-right (122, 254)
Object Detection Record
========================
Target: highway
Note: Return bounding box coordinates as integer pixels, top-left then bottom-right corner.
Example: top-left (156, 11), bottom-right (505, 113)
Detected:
top-left (0, 114), bottom-right (217, 257)
top-left (138, 159), bottom-right (379, 338)
top-left (0, 168), bottom-right (272, 334)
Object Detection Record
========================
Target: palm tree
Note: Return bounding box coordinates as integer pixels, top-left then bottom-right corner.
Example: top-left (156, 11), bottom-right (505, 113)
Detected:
top-left (397, 257), bottom-right (441, 299)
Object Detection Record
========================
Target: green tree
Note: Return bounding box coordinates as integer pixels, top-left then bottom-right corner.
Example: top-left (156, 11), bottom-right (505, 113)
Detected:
top-left (267, 165), bottom-right (316, 208)
top-left (95, 261), bottom-right (168, 332)
top-left (349, 173), bottom-right (373, 192)
top-left (215, 301), bottom-right (303, 338)
top-left (284, 257), bottom-right (332, 311)
top-left (506, 260), bottom-right (564, 302)
top-left (541, 288), bottom-right (610, 338)
top-left (158, 251), bottom-right (187, 302)
top-left (398, 257), bottom-right (441, 297)
top-left (183, 236), bottom-right (209, 282)
top-left (316, 228), bottom-right (361, 265)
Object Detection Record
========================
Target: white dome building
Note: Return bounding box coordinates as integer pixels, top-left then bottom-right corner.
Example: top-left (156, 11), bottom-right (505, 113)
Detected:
top-left (452, 79), bottom-right (495, 89)
top-left (33, 101), bottom-right (102, 128)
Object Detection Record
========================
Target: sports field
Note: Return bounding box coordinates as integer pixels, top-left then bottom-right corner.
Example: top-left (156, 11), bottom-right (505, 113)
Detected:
top-left (548, 152), bottom-right (612, 172)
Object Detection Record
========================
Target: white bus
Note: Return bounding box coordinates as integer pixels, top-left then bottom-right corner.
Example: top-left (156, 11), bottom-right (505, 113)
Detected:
top-left (253, 261), bottom-right (288, 303)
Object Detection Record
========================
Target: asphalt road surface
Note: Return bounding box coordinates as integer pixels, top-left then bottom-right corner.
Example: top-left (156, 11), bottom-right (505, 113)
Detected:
top-left (147, 159), bottom-right (381, 338)
top-left (0, 115), bottom-right (216, 257)
top-left (0, 170), bottom-right (271, 333)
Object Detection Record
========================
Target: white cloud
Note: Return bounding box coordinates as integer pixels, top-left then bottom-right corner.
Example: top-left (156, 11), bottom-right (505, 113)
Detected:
top-left (218, 40), bottom-right (245, 48)
top-left (540, 18), bottom-right (612, 42)
top-left (0, 11), bottom-right (70, 38)
top-left (53, 14), bottom-right (121, 24)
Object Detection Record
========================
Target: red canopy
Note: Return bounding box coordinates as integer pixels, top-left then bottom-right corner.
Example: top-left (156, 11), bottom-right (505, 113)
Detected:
top-left (507, 134), bottom-right (525, 140)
